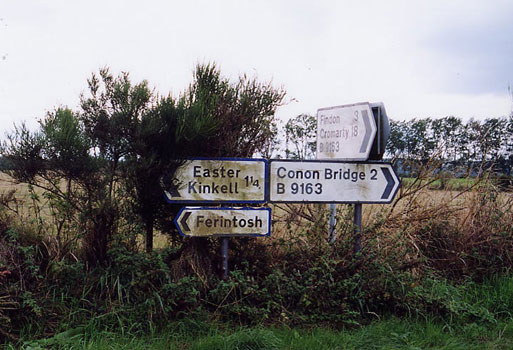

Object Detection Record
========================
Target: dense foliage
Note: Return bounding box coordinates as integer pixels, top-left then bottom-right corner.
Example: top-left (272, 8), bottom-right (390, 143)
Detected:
top-left (1, 64), bottom-right (284, 260)
top-left (1, 165), bottom-right (513, 344)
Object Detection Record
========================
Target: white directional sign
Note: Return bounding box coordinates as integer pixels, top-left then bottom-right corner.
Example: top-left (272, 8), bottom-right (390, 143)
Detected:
top-left (164, 158), bottom-right (267, 203)
top-left (316, 102), bottom-right (377, 160)
top-left (174, 207), bottom-right (272, 237)
top-left (269, 160), bottom-right (400, 203)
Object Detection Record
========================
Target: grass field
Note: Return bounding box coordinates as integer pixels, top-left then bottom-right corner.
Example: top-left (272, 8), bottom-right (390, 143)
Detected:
top-left (10, 317), bottom-right (513, 350)
top-left (0, 172), bottom-right (508, 249)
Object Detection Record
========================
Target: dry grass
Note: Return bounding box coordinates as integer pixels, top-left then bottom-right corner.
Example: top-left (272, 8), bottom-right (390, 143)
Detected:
top-left (2, 168), bottom-right (513, 279)
top-left (267, 166), bottom-right (513, 279)
top-left (0, 172), bottom-right (172, 250)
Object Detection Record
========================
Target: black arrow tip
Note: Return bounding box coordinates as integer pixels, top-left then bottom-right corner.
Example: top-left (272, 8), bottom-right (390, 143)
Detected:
top-left (180, 211), bottom-right (191, 232)
top-left (381, 167), bottom-right (395, 199)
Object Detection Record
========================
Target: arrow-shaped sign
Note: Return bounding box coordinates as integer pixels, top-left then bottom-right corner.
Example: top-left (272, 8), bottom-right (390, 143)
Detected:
top-left (174, 207), bottom-right (272, 237)
top-left (269, 160), bottom-right (400, 203)
top-left (316, 102), bottom-right (377, 161)
top-left (164, 158), bottom-right (268, 203)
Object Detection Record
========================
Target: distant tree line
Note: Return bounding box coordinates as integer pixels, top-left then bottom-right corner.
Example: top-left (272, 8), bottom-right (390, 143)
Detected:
top-left (386, 116), bottom-right (513, 176)
top-left (280, 113), bottom-right (513, 177)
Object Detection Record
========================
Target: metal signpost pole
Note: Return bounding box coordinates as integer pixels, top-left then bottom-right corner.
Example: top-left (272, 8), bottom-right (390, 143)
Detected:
top-left (222, 237), bottom-right (229, 280)
top-left (174, 206), bottom-right (272, 280)
top-left (317, 102), bottom-right (374, 243)
top-left (313, 102), bottom-right (392, 255)
top-left (353, 203), bottom-right (362, 255)
top-left (328, 203), bottom-right (337, 243)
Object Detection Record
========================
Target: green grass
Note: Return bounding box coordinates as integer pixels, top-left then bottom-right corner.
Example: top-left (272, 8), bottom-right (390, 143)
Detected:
top-left (6, 317), bottom-right (513, 350)
top-left (7, 275), bottom-right (513, 349)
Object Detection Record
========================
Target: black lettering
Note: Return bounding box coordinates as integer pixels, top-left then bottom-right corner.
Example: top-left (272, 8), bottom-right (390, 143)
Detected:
top-left (196, 215), bottom-right (205, 227)
top-left (277, 167), bottom-right (287, 178)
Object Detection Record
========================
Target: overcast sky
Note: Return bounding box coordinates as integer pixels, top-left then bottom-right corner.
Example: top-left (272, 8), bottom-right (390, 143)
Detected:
top-left (1, 0), bottom-right (512, 137)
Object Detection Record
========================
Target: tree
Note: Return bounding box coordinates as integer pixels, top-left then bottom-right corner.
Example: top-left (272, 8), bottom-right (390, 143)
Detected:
top-left (431, 116), bottom-right (463, 162)
top-left (386, 120), bottom-right (407, 159)
top-left (2, 108), bottom-right (110, 264)
top-left (2, 63), bottom-right (285, 263)
top-left (79, 67), bottom-right (222, 253)
top-left (181, 64), bottom-right (286, 158)
top-left (77, 68), bottom-right (158, 258)
top-left (284, 114), bottom-right (316, 160)
top-left (123, 95), bottom-right (218, 252)
top-left (404, 118), bottom-right (435, 161)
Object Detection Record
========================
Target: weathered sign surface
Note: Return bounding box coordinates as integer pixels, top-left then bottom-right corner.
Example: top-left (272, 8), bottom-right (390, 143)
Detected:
top-left (174, 207), bottom-right (272, 237)
top-left (163, 158), bottom-right (267, 203)
top-left (316, 102), bottom-right (377, 160)
top-left (269, 160), bottom-right (400, 203)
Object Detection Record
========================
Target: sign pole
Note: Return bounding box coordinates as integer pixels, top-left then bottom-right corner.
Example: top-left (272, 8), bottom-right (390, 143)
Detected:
top-left (221, 237), bottom-right (229, 280)
top-left (328, 203), bottom-right (337, 243)
top-left (353, 203), bottom-right (362, 256)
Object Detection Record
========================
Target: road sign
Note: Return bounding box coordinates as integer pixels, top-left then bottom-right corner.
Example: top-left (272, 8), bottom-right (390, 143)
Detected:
top-left (269, 160), bottom-right (400, 203)
top-left (316, 102), bottom-right (377, 160)
top-left (163, 158), bottom-right (267, 203)
top-left (174, 207), bottom-right (272, 237)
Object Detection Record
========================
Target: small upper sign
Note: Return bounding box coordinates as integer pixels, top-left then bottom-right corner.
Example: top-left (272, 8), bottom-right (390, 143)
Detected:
top-left (316, 102), bottom-right (377, 161)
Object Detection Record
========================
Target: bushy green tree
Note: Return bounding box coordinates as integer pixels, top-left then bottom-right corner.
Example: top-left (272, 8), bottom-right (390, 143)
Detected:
top-left (2, 108), bottom-right (108, 264)
top-left (2, 63), bottom-right (285, 262)
top-left (181, 64), bottom-right (286, 158)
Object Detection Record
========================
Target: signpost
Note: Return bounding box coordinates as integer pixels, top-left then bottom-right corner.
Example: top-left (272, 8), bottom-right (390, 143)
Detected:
top-left (166, 158), bottom-right (271, 279)
top-left (164, 158), bottom-right (267, 203)
top-left (174, 206), bottom-right (271, 279)
top-left (165, 102), bottom-right (398, 278)
top-left (174, 207), bottom-right (271, 238)
top-left (269, 160), bottom-right (400, 203)
top-left (315, 102), bottom-right (392, 253)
